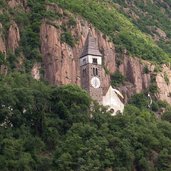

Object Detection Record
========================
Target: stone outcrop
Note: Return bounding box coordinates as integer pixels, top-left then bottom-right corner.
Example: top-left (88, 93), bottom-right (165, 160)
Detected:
top-left (124, 57), bottom-right (151, 92)
top-left (0, 23), bottom-right (7, 75)
top-left (119, 55), bottom-right (151, 101)
top-left (0, 21), bottom-right (20, 54)
top-left (156, 65), bottom-right (171, 104)
top-left (7, 21), bottom-right (20, 52)
top-left (40, 22), bottom-right (78, 85)
top-left (0, 23), bottom-right (6, 55)
top-left (8, 0), bottom-right (27, 9)
top-left (31, 63), bottom-right (41, 80)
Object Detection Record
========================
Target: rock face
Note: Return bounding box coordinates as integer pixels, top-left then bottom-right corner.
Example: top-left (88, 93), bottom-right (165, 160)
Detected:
top-left (119, 55), bottom-right (151, 101)
top-left (0, 21), bottom-right (20, 54)
top-left (31, 63), bottom-right (41, 80)
top-left (8, 0), bottom-right (27, 9)
top-left (40, 7), bottom-right (152, 102)
top-left (40, 13), bottom-right (115, 90)
top-left (7, 21), bottom-right (20, 52)
top-left (40, 22), bottom-right (78, 85)
top-left (0, 23), bottom-right (7, 75)
top-left (0, 20), bottom-right (21, 74)
top-left (120, 56), bottom-right (151, 92)
top-left (0, 23), bottom-right (6, 55)
top-left (156, 65), bottom-right (171, 104)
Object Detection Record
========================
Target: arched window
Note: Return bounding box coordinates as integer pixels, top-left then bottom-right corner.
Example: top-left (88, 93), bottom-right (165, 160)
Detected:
top-left (93, 58), bottom-right (97, 64)
top-left (96, 68), bottom-right (98, 76)
top-left (93, 68), bottom-right (96, 76)
top-left (93, 68), bottom-right (98, 76)
top-left (83, 68), bottom-right (86, 77)
top-left (110, 108), bottom-right (115, 114)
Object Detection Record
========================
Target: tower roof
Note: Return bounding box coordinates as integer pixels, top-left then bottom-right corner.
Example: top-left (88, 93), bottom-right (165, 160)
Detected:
top-left (80, 32), bottom-right (102, 58)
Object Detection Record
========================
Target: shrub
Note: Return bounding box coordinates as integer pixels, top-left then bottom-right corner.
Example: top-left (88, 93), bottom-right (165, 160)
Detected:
top-left (143, 65), bottom-right (149, 74)
top-left (162, 111), bottom-right (171, 123)
top-left (0, 52), bottom-right (5, 65)
top-left (154, 65), bottom-right (162, 73)
top-left (129, 93), bottom-right (149, 109)
top-left (164, 72), bottom-right (170, 85)
top-left (68, 17), bottom-right (76, 27)
top-left (149, 84), bottom-right (158, 94)
top-left (61, 32), bottom-right (75, 47)
top-left (103, 66), bottom-right (110, 75)
top-left (110, 71), bottom-right (125, 87)
top-left (149, 74), bottom-right (158, 94)
top-left (151, 101), bottom-right (159, 112)
top-left (8, 52), bottom-right (17, 69)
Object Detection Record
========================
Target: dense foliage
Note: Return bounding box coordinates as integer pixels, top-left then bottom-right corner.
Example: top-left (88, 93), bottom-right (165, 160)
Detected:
top-left (112, 0), bottom-right (171, 55)
top-left (110, 70), bottom-right (125, 87)
top-left (0, 73), bottom-right (171, 171)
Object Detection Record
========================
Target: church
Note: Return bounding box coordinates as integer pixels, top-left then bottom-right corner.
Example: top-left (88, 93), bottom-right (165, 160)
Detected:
top-left (80, 32), bottom-right (124, 115)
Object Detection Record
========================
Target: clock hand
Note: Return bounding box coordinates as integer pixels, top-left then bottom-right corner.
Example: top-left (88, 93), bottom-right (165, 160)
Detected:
top-left (95, 79), bottom-right (97, 87)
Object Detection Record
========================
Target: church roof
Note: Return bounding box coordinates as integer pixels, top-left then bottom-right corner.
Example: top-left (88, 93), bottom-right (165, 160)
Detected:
top-left (80, 32), bottom-right (102, 58)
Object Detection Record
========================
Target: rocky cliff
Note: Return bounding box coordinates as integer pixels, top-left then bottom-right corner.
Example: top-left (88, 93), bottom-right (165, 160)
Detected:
top-left (39, 4), bottom-right (152, 102)
top-left (7, 21), bottom-right (20, 52)
top-left (0, 23), bottom-right (6, 55)
top-left (1, 1), bottom-right (171, 104)
top-left (7, 0), bottom-right (27, 9)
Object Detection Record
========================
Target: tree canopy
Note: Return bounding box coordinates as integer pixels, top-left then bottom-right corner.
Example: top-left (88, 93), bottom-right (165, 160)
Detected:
top-left (0, 73), bottom-right (171, 171)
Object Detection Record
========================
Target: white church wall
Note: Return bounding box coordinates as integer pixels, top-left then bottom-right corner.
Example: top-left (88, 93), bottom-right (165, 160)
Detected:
top-left (80, 55), bottom-right (102, 66)
top-left (103, 86), bottom-right (124, 116)
top-left (88, 55), bottom-right (102, 65)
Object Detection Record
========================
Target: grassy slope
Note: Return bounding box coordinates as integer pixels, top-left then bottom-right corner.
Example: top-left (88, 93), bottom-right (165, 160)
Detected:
top-left (112, 0), bottom-right (171, 55)
top-left (48, 0), bottom-right (170, 63)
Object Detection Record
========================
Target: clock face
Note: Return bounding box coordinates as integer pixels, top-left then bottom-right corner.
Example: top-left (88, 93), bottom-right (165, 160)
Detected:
top-left (91, 77), bottom-right (100, 88)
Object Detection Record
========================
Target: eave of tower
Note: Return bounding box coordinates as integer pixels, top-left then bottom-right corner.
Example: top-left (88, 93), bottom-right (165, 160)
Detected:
top-left (80, 32), bottom-right (102, 58)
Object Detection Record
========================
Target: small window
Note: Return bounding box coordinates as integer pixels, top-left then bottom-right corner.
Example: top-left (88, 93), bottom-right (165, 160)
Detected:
top-left (110, 108), bottom-right (115, 114)
top-left (96, 68), bottom-right (98, 76)
top-left (93, 58), bottom-right (97, 64)
top-left (83, 68), bottom-right (86, 77)
top-left (93, 68), bottom-right (98, 76)
top-left (93, 68), bottom-right (96, 76)
top-left (83, 58), bottom-right (86, 64)
top-left (116, 110), bottom-right (121, 115)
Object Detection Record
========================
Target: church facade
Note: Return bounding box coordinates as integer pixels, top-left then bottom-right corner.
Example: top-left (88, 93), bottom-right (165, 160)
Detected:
top-left (80, 32), bottom-right (124, 115)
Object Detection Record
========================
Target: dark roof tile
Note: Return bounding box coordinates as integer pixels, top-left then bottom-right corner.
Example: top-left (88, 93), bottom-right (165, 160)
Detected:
top-left (80, 32), bottom-right (102, 58)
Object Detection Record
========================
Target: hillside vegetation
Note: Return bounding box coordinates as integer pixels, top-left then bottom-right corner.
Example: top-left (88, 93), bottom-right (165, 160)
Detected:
top-left (0, 73), bottom-right (171, 171)
top-left (113, 0), bottom-right (171, 55)
top-left (0, 0), bottom-right (171, 170)
top-left (50, 0), bottom-right (170, 63)
top-left (0, 0), bottom-right (171, 70)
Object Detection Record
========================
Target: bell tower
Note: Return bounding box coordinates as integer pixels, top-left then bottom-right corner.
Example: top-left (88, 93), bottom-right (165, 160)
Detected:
top-left (80, 32), bottom-right (103, 103)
